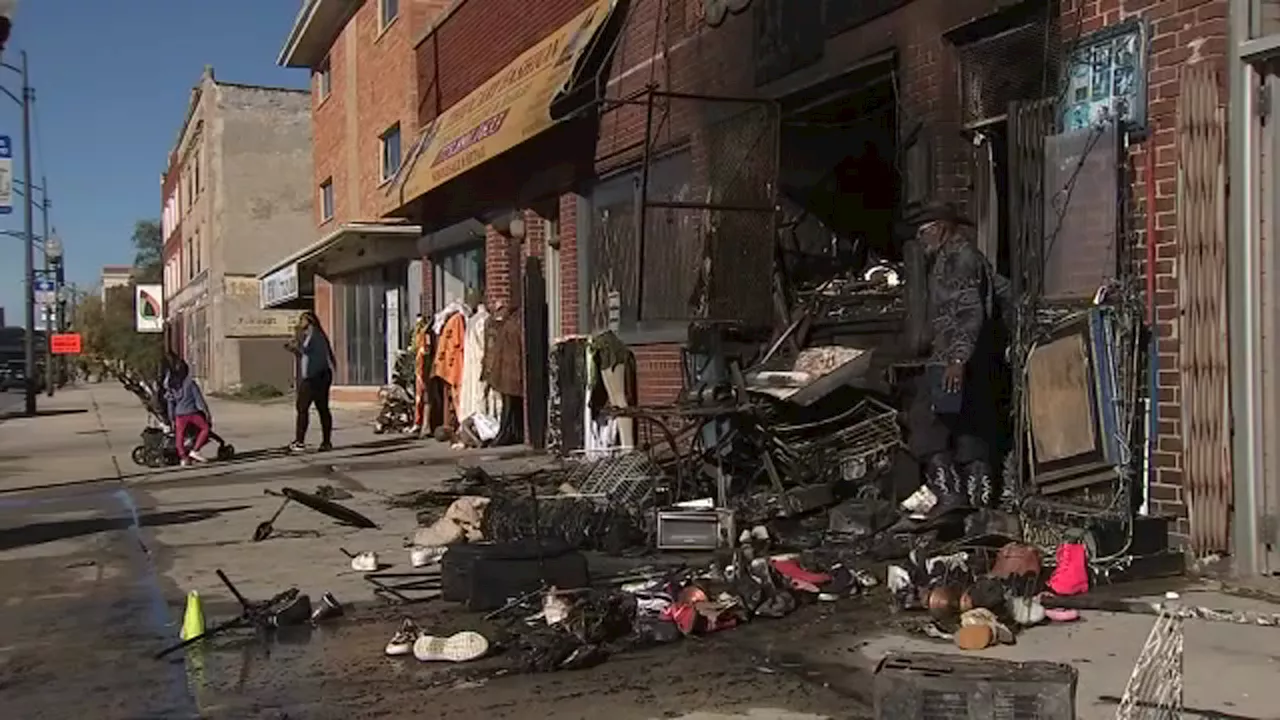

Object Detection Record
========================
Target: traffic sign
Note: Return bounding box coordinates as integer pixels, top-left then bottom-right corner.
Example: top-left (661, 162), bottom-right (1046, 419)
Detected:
top-left (34, 278), bottom-right (56, 306)
top-left (0, 134), bottom-right (11, 216)
top-left (50, 333), bottom-right (81, 355)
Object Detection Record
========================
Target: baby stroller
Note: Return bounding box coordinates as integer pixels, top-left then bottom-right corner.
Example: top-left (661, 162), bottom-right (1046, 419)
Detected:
top-left (126, 374), bottom-right (235, 468)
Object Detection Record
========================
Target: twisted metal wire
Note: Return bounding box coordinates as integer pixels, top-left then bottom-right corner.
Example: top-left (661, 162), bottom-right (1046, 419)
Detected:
top-left (1115, 607), bottom-right (1184, 720)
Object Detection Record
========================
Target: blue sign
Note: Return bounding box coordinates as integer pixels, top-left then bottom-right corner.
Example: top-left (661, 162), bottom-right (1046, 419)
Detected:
top-left (34, 278), bottom-right (56, 306)
top-left (0, 134), bottom-right (11, 216)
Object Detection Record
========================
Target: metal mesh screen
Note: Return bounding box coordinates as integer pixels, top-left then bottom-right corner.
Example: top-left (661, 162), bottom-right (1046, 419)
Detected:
top-left (957, 20), bottom-right (1059, 126)
top-left (638, 95), bottom-right (778, 327)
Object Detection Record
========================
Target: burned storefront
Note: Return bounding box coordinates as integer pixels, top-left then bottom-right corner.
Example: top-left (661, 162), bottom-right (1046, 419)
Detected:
top-left (539, 0), bottom-right (1177, 573)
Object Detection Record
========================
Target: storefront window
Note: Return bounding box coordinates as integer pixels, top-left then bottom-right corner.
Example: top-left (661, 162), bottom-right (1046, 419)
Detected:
top-left (433, 244), bottom-right (485, 312)
top-left (333, 264), bottom-right (408, 386)
top-left (584, 151), bottom-right (695, 334)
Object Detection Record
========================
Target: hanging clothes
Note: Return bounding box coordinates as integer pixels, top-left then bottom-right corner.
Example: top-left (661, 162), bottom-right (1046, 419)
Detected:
top-left (458, 304), bottom-right (502, 426)
top-left (482, 304), bottom-right (525, 398)
top-left (432, 306), bottom-right (469, 427)
top-left (411, 316), bottom-right (431, 430)
top-left (589, 330), bottom-right (635, 449)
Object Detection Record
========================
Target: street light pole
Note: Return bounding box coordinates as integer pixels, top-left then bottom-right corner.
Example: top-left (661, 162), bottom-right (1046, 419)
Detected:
top-left (18, 50), bottom-right (33, 415)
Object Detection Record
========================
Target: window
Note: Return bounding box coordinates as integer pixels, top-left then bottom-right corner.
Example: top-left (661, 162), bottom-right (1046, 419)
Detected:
top-left (584, 151), bottom-right (696, 334)
top-left (379, 0), bottom-right (399, 30)
top-left (380, 124), bottom-right (402, 182)
top-left (320, 178), bottom-right (335, 222)
top-left (316, 56), bottom-right (331, 100)
top-left (1058, 21), bottom-right (1146, 135)
top-left (193, 231), bottom-right (202, 276)
top-left (185, 237), bottom-right (194, 280)
top-left (432, 244), bottom-right (486, 312)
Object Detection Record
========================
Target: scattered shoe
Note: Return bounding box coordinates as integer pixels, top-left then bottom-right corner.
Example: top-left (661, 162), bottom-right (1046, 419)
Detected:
top-left (188, 451), bottom-right (208, 463)
top-left (180, 458), bottom-right (192, 467)
top-left (287, 441), bottom-right (307, 453)
top-left (900, 485), bottom-right (938, 519)
top-left (409, 545), bottom-right (446, 568)
top-left (1046, 542), bottom-right (1090, 596)
top-left (350, 551), bottom-right (379, 573)
top-left (318, 441), bottom-right (333, 452)
top-left (385, 619), bottom-right (420, 656)
top-left (412, 630), bottom-right (489, 663)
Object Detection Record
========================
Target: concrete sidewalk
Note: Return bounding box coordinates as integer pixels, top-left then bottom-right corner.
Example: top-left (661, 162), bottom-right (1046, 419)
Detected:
top-left (5, 383), bottom-right (1280, 719)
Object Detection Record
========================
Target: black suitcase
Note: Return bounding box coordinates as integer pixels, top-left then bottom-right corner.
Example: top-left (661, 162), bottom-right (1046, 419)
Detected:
top-left (441, 540), bottom-right (590, 611)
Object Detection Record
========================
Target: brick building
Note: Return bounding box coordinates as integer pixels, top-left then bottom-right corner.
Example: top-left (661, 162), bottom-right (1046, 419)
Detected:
top-left (162, 67), bottom-right (315, 393)
top-left (258, 0), bottom-right (449, 404)
top-left (258, 0), bottom-right (1235, 558)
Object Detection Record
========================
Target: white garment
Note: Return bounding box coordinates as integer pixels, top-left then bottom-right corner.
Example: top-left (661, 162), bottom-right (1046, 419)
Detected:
top-left (458, 305), bottom-right (501, 424)
top-left (432, 300), bottom-right (470, 335)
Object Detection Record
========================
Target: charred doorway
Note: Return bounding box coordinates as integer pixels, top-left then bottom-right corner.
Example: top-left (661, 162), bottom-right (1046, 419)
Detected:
top-left (777, 57), bottom-right (901, 280)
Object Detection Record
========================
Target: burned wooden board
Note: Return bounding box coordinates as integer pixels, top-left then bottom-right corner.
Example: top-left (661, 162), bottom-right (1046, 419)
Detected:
top-left (1025, 332), bottom-right (1096, 464)
top-left (1042, 124), bottom-right (1120, 302)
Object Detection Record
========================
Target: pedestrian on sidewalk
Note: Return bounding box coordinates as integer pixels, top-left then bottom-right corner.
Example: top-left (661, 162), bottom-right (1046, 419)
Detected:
top-left (165, 359), bottom-right (212, 465)
top-left (286, 310), bottom-right (335, 452)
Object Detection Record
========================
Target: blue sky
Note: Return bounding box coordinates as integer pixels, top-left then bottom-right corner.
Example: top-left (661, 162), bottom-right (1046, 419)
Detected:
top-left (0, 0), bottom-right (308, 324)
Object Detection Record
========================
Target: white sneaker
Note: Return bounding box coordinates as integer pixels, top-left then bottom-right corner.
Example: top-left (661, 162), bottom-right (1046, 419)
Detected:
top-left (350, 551), bottom-right (379, 572)
top-left (409, 546), bottom-right (446, 568)
top-left (412, 630), bottom-right (489, 663)
top-left (188, 450), bottom-right (209, 463)
top-left (180, 458), bottom-right (192, 467)
top-left (900, 485), bottom-right (938, 519)
top-left (385, 618), bottom-right (420, 656)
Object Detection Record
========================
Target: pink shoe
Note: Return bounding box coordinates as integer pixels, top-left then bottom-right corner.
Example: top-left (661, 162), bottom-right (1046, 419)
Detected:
top-left (1046, 543), bottom-right (1089, 596)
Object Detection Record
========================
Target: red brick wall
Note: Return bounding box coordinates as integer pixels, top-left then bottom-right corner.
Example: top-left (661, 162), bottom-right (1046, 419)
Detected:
top-left (558, 194), bottom-right (580, 335)
top-left (415, 0), bottom-right (594, 127)
top-left (1062, 0), bottom-right (1227, 538)
top-left (314, 0), bottom-right (449, 229)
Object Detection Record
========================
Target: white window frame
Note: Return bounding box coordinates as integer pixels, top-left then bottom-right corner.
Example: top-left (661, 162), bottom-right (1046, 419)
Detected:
top-left (379, 124), bottom-right (402, 183)
top-left (316, 56), bottom-right (332, 100)
top-left (319, 178), bottom-right (335, 222)
top-left (379, 0), bottom-right (399, 31)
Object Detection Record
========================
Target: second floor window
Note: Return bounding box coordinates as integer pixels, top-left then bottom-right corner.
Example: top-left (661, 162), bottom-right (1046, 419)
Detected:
top-left (380, 0), bottom-right (399, 30)
top-left (317, 56), bottom-right (332, 100)
top-left (380, 124), bottom-right (402, 183)
top-left (320, 179), bottom-right (335, 222)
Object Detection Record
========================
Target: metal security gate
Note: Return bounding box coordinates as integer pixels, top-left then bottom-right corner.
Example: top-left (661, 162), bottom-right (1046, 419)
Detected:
top-left (635, 90), bottom-right (780, 330)
top-left (1176, 65), bottom-right (1232, 555)
top-left (1004, 97), bottom-right (1054, 500)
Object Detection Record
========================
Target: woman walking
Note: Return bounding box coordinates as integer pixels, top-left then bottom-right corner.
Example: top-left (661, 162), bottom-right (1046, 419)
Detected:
top-left (165, 359), bottom-right (212, 466)
top-left (287, 311), bottom-right (335, 452)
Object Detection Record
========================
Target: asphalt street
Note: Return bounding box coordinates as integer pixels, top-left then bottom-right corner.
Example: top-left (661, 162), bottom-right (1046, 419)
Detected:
top-left (0, 389), bottom-right (22, 417)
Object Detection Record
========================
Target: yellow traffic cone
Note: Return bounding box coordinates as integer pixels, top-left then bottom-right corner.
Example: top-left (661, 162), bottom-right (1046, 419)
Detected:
top-left (180, 590), bottom-right (205, 641)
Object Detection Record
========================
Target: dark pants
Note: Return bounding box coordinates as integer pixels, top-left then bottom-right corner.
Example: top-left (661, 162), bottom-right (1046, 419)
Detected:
top-left (296, 369), bottom-right (333, 445)
top-left (906, 358), bottom-right (999, 502)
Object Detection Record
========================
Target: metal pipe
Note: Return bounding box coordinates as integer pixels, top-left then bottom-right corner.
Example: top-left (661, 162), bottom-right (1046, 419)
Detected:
top-left (20, 50), bottom-right (34, 415)
top-left (1228, 0), bottom-right (1262, 573)
top-left (1144, 136), bottom-right (1157, 519)
top-left (644, 200), bottom-right (774, 213)
top-left (634, 85), bottom-right (656, 318)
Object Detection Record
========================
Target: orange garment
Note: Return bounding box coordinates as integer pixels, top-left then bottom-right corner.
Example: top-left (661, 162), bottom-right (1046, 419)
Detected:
top-left (413, 321), bottom-right (430, 428)
top-left (431, 312), bottom-right (466, 389)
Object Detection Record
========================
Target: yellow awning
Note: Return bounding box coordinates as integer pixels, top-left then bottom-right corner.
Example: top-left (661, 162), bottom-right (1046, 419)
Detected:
top-left (399, 0), bottom-right (615, 203)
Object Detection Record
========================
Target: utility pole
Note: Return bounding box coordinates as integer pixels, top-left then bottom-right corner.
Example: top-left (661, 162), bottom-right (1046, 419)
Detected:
top-left (41, 181), bottom-right (50, 396)
top-left (19, 50), bottom-right (33, 415)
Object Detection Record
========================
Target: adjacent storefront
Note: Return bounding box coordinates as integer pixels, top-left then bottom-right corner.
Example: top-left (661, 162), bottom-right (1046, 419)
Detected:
top-left (256, 221), bottom-right (422, 402)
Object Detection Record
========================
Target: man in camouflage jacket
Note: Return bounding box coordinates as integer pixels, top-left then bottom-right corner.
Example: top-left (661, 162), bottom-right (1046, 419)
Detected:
top-left (905, 201), bottom-right (1011, 509)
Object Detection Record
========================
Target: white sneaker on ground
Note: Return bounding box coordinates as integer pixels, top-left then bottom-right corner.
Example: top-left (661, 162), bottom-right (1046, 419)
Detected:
top-left (350, 551), bottom-right (379, 572)
top-left (413, 630), bottom-right (489, 663)
top-left (188, 451), bottom-right (208, 463)
top-left (385, 619), bottom-right (420, 656)
top-left (900, 485), bottom-right (938, 519)
top-left (180, 458), bottom-right (192, 467)
top-left (287, 441), bottom-right (307, 453)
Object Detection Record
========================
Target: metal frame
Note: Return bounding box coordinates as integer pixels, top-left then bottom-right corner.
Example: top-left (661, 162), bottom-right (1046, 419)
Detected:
top-left (585, 83), bottom-right (782, 333)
